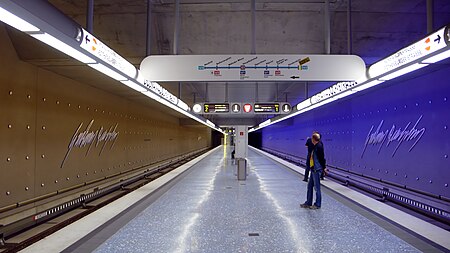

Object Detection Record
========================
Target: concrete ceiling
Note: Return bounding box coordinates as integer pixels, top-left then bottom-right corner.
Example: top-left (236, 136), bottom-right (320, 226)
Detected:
top-left (5, 0), bottom-right (450, 126)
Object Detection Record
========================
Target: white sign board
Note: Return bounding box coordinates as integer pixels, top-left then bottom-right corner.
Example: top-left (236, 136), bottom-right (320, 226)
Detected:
top-left (369, 26), bottom-right (447, 78)
top-left (140, 54), bottom-right (365, 82)
top-left (80, 28), bottom-right (137, 78)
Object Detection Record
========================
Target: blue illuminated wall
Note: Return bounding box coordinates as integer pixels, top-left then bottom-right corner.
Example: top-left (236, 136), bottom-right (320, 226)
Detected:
top-left (260, 65), bottom-right (450, 197)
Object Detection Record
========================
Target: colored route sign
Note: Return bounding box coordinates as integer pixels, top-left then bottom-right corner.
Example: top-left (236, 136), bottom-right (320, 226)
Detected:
top-left (140, 54), bottom-right (365, 82)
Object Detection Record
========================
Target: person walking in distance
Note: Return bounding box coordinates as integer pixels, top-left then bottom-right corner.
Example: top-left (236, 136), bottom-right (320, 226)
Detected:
top-left (301, 133), bottom-right (326, 209)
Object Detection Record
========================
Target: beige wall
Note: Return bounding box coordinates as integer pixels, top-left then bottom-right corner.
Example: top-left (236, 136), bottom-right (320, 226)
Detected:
top-left (0, 26), bottom-right (211, 210)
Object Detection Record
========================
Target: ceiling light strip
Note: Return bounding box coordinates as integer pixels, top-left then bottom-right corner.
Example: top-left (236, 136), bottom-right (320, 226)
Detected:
top-left (0, 2), bottom-right (223, 134)
top-left (252, 24), bottom-right (449, 132)
top-left (30, 33), bottom-right (96, 64)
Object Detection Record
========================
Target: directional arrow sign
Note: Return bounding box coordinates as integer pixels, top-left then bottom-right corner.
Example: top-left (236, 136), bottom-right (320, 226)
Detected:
top-left (369, 26), bottom-right (448, 78)
top-left (80, 29), bottom-right (136, 78)
top-left (434, 34), bottom-right (441, 43)
top-left (140, 54), bottom-right (365, 82)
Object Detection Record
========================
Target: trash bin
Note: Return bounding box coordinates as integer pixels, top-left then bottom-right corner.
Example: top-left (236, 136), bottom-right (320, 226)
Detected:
top-left (237, 158), bottom-right (247, 180)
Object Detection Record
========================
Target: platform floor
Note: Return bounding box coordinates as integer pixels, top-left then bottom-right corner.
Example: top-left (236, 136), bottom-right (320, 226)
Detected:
top-left (53, 146), bottom-right (446, 253)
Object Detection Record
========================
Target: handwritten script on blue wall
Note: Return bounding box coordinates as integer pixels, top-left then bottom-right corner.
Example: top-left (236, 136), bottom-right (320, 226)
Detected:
top-left (361, 115), bottom-right (426, 158)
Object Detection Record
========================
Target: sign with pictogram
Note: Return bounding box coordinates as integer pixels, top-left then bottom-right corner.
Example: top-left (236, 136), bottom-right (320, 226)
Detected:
top-left (80, 28), bottom-right (137, 78)
top-left (369, 26), bottom-right (448, 78)
top-left (243, 104), bottom-right (252, 113)
top-left (281, 103), bottom-right (291, 113)
top-left (232, 103), bottom-right (241, 113)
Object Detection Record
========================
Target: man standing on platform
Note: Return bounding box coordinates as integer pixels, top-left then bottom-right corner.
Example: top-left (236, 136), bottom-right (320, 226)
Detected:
top-left (303, 131), bottom-right (319, 182)
top-left (300, 132), bottom-right (326, 209)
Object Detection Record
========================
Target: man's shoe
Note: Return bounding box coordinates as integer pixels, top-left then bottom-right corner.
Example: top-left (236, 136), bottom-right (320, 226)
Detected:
top-left (300, 203), bottom-right (311, 208)
top-left (309, 205), bottom-right (321, 209)
top-left (302, 179), bottom-right (308, 182)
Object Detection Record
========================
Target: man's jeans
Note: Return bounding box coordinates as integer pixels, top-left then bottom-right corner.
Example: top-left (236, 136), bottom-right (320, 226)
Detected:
top-left (305, 169), bottom-right (322, 207)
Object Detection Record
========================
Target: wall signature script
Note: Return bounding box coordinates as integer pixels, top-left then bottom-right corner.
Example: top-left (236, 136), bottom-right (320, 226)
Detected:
top-left (361, 115), bottom-right (425, 158)
top-left (61, 120), bottom-right (119, 168)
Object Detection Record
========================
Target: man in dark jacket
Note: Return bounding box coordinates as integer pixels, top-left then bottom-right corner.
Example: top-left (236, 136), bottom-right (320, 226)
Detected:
top-left (303, 131), bottom-right (320, 182)
top-left (300, 133), bottom-right (326, 209)
top-left (303, 137), bottom-right (314, 182)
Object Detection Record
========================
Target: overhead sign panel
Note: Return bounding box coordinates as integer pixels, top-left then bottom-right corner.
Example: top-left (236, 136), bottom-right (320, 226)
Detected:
top-left (80, 28), bottom-right (137, 78)
top-left (204, 103), bottom-right (230, 113)
top-left (140, 54), bottom-right (365, 82)
top-left (193, 102), bottom-right (290, 114)
top-left (369, 26), bottom-right (448, 78)
top-left (254, 103), bottom-right (280, 113)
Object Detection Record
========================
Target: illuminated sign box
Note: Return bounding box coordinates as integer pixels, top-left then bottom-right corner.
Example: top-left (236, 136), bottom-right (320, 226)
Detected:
top-left (203, 103), bottom-right (230, 113)
top-left (80, 28), bottom-right (137, 79)
top-left (195, 102), bottom-right (290, 114)
top-left (369, 26), bottom-right (448, 78)
top-left (254, 103), bottom-right (280, 113)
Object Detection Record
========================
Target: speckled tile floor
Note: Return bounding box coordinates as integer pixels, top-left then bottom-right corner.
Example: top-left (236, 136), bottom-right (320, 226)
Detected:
top-left (92, 147), bottom-right (421, 253)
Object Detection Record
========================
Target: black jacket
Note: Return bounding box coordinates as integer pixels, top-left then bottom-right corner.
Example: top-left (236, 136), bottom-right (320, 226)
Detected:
top-left (313, 141), bottom-right (326, 170)
top-left (305, 138), bottom-right (314, 168)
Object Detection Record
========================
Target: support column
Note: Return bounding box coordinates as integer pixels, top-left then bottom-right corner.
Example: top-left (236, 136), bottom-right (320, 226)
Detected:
top-left (305, 82), bottom-right (309, 99)
top-left (86, 0), bottom-right (94, 32)
top-left (255, 82), bottom-right (259, 102)
top-left (205, 83), bottom-right (209, 102)
top-left (146, 0), bottom-right (152, 56)
top-left (427, 0), bottom-right (434, 34)
top-left (276, 83), bottom-right (279, 101)
top-left (347, 0), bottom-right (352, 54)
top-left (225, 82), bottom-right (229, 102)
top-left (251, 0), bottom-right (256, 54)
top-left (174, 0), bottom-right (180, 98)
top-left (173, 0), bottom-right (180, 55)
top-left (324, 0), bottom-right (330, 54)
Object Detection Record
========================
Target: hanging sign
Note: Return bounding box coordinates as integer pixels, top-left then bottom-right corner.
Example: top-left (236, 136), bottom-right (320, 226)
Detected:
top-left (140, 54), bottom-right (365, 82)
top-left (369, 26), bottom-right (448, 78)
top-left (203, 103), bottom-right (230, 113)
top-left (80, 28), bottom-right (137, 78)
top-left (254, 103), bottom-right (280, 113)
